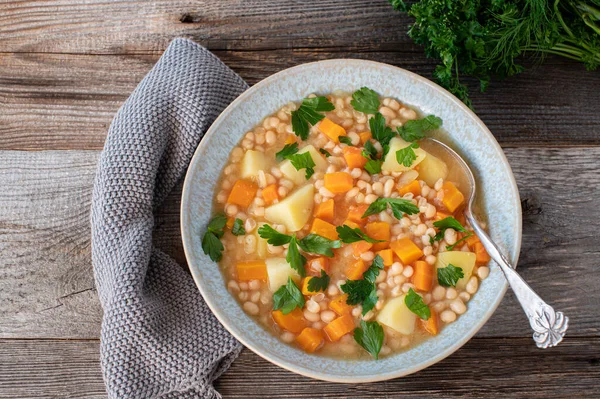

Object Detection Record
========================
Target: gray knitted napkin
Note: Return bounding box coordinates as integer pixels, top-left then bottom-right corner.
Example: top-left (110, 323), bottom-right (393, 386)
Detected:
top-left (91, 38), bottom-right (249, 398)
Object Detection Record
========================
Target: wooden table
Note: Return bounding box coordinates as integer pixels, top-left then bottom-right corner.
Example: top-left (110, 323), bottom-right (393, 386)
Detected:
top-left (1, 1), bottom-right (599, 397)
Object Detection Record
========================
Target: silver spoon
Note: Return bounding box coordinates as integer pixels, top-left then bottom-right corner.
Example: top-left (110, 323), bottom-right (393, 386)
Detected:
top-left (423, 138), bottom-right (568, 348)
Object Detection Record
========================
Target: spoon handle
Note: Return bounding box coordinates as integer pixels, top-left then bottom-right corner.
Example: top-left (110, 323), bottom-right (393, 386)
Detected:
top-left (465, 213), bottom-right (569, 348)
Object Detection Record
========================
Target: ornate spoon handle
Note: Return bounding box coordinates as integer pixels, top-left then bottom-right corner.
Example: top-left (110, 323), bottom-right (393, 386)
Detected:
top-left (465, 212), bottom-right (569, 348)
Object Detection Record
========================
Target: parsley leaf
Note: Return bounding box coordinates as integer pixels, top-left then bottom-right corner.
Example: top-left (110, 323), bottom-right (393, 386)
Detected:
top-left (363, 255), bottom-right (385, 283)
top-left (231, 218), bottom-right (246, 236)
top-left (336, 225), bottom-right (384, 244)
top-left (275, 143), bottom-right (299, 162)
top-left (273, 277), bottom-right (305, 314)
top-left (351, 87), bottom-right (380, 114)
top-left (202, 214), bottom-right (228, 261)
top-left (404, 288), bottom-right (430, 320)
top-left (397, 115), bottom-right (443, 141)
top-left (363, 140), bottom-right (378, 158)
top-left (362, 140), bottom-right (383, 175)
top-left (291, 96), bottom-right (335, 140)
top-left (437, 264), bottom-right (465, 287)
top-left (446, 234), bottom-right (473, 251)
top-left (307, 270), bottom-right (330, 293)
top-left (369, 112), bottom-right (396, 147)
top-left (432, 216), bottom-right (472, 248)
top-left (287, 237), bottom-right (307, 277)
top-left (288, 152), bottom-right (316, 180)
top-left (362, 198), bottom-right (420, 219)
top-left (207, 214), bottom-right (227, 238)
top-left (396, 142), bottom-right (419, 167)
top-left (257, 224), bottom-right (293, 246)
top-left (354, 320), bottom-right (384, 359)
top-left (298, 234), bottom-right (341, 257)
top-left (341, 279), bottom-right (378, 315)
top-left (339, 136), bottom-right (353, 146)
top-left (319, 148), bottom-right (331, 157)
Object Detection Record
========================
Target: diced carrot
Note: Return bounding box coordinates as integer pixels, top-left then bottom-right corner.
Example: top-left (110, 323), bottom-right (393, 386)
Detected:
top-left (346, 259), bottom-right (369, 280)
top-left (365, 221), bottom-right (390, 251)
top-left (310, 218), bottom-right (339, 241)
top-left (308, 257), bottom-right (329, 275)
top-left (296, 327), bottom-right (324, 353)
top-left (301, 277), bottom-right (315, 295)
top-left (398, 180), bottom-right (421, 197)
top-left (319, 117), bottom-right (347, 143)
top-left (226, 217), bottom-right (235, 229)
top-left (329, 294), bottom-right (353, 316)
top-left (474, 242), bottom-right (491, 265)
top-left (358, 131), bottom-right (372, 144)
top-left (342, 146), bottom-right (368, 169)
top-left (441, 182), bottom-right (465, 213)
top-left (323, 314), bottom-right (355, 342)
top-left (285, 134), bottom-right (296, 145)
top-left (390, 237), bottom-right (424, 265)
top-left (465, 234), bottom-right (481, 250)
top-left (272, 308), bottom-right (307, 333)
top-left (455, 212), bottom-right (467, 226)
top-left (421, 309), bottom-right (439, 336)
top-left (352, 241), bottom-right (373, 257)
top-left (324, 172), bottom-right (353, 194)
top-left (236, 260), bottom-right (268, 281)
top-left (227, 179), bottom-right (258, 208)
top-left (376, 249), bottom-right (394, 266)
top-left (314, 199), bottom-right (334, 222)
top-left (343, 219), bottom-right (362, 230)
top-left (262, 184), bottom-right (279, 205)
top-left (435, 211), bottom-right (452, 221)
top-left (412, 260), bottom-right (433, 291)
top-left (347, 204), bottom-right (369, 223)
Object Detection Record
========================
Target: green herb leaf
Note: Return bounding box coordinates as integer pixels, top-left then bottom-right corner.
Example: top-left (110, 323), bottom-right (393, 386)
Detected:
top-left (437, 264), bottom-right (465, 287)
top-left (319, 148), bottom-right (331, 157)
top-left (351, 87), bottom-right (381, 114)
top-left (231, 218), bottom-right (246, 236)
top-left (354, 320), bottom-right (384, 359)
top-left (369, 112), bottom-right (396, 147)
top-left (364, 159), bottom-right (383, 174)
top-left (288, 152), bottom-right (316, 180)
top-left (363, 140), bottom-right (378, 158)
top-left (396, 142), bottom-right (419, 167)
top-left (275, 143), bottom-right (299, 162)
top-left (336, 225), bottom-right (384, 244)
top-left (339, 136), bottom-right (353, 145)
top-left (207, 214), bottom-right (227, 238)
top-left (307, 270), bottom-right (330, 293)
top-left (362, 198), bottom-right (420, 219)
top-left (341, 279), bottom-right (378, 315)
top-left (446, 233), bottom-right (473, 251)
top-left (397, 115), bottom-right (443, 141)
top-left (202, 232), bottom-right (224, 262)
top-left (291, 96), bottom-right (335, 140)
top-left (298, 234), bottom-right (341, 257)
top-left (363, 255), bottom-right (385, 283)
top-left (405, 288), bottom-right (430, 320)
top-left (433, 216), bottom-right (469, 242)
top-left (287, 237), bottom-right (306, 277)
top-left (273, 277), bottom-right (305, 314)
top-left (257, 224), bottom-right (292, 246)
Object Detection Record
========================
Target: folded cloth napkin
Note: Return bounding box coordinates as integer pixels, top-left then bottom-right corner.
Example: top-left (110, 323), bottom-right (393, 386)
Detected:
top-left (91, 38), bottom-right (249, 398)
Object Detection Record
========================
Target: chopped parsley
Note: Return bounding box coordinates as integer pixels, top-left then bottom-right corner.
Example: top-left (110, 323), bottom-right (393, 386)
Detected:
top-left (297, 233), bottom-right (341, 257)
top-left (369, 112), bottom-right (396, 148)
top-left (354, 320), bottom-right (384, 359)
top-left (288, 151), bottom-right (316, 179)
top-left (396, 142), bottom-right (419, 167)
top-left (362, 197), bottom-right (420, 219)
top-left (275, 143), bottom-right (299, 162)
top-left (350, 87), bottom-right (380, 114)
top-left (231, 218), bottom-right (246, 236)
top-left (437, 264), bottom-right (465, 287)
top-left (362, 140), bottom-right (383, 175)
top-left (404, 288), bottom-right (431, 320)
top-left (201, 214), bottom-right (227, 262)
top-left (286, 236), bottom-right (307, 277)
top-left (336, 225), bottom-right (384, 244)
top-left (363, 254), bottom-right (385, 283)
top-left (273, 277), bottom-right (305, 314)
top-left (319, 148), bottom-right (331, 157)
top-left (291, 96), bottom-right (335, 140)
top-left (339, 136), bottom-right (353, 146)
top-left (340, 255), bottom-right (385, 316)
top-left (307, 270), bottom-right (330, 293)
top-left (433, 216), bottom-right (473, 250)
top-left (396, 115), bottom-right (443, 142)
top-left (257, 224), bottom-right (292, 246)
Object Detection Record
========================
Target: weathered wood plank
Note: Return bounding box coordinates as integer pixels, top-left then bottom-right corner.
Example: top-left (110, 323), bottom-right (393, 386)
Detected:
top-left (0, 338), bottom-right (597, 398)
top-left (0, 148), bottom-right (598, 339)
top-left (1, 51), bottom-right (600, 150)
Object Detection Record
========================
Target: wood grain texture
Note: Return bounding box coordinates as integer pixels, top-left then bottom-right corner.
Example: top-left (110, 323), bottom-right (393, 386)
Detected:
top-left (0, 148), bottom-right (598, 339)
top-left (0, 338), bottom-right (597, 398)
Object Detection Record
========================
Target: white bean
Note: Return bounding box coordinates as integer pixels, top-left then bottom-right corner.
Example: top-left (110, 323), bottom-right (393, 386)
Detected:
top-left (478, 266), bottom-right (490, 280)
top-left (303, 309), bottom-right (321, 322)
top-left (306, 299), bottom-right (320, 313)
top-left (440, 309), bottom-right (457, 323)
top-left (450, 298), bottom-right (467, 315)
top-left (321, 310), bottom-right (336, 323)
top-left (446, 287), bottom-right (458, 299)
top-left (466, 276), bottom-right (479, 294)
top-left (432, 286), bottom-right (446, 301)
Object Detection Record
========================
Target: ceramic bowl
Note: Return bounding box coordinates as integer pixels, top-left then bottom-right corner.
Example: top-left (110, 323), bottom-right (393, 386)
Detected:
top-left (181, 59), bottom-right (522, 382)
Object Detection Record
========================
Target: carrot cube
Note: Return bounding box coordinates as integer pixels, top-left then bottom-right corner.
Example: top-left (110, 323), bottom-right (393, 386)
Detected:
top-left (262, 184), bottom-right (279, 205)
top-left (390, 237), bottom-right (424, 265)
top-left (352, 241), bottom-right (373, 257)
top-left (310, 218), bottom-right (338, 241)
top-left (365, 221), bottom-right (390, 251)
top-left (421, 309), bottom-right (439, 336)
top-left (236, 260), bottom-right (268, 281)
top-left (346, 259), bottom-right (369, 280)
top-left (226, 217), bottom-right (235, 229)
top-left (347, 204), bottom-right (369, 223)
top-left (308, 257), bottom-right (329, 274)
top-left (323, 314), bottom-right (355, 342)
top-left (343, 219), bottom-right (362, 230)
top-left (441, 182), bottom-right (465, 213)
top-left (301, 277), bottom-right (315, 295)
top-left (272, 308), bottom-right (307, 333)
top-left (358, 131), bottom-right (372, 144)
top-left (342, 146), bottom-right (367, 169)
top-left (285, 134), bottom-right (296, 144)
top-left (227, 179), bottom-right (258, 208)
top-left (329, 294), bottom-right (354, 316)
top-left (412, 260), bottom-right (433, 291)
top-left (376, 249), bottom-right (394, 266)
top-left (314, 199), bottom-right (334, 221)
top-left (319, 117), bottom-right (347, 143)
top-left (324, 172), bottom-right (353, 194)
top-left (466, 234), bottom-right (481, 250)
top-left (296, 327), bottom-right (324, 353)
top-left (474, 242), bottom-right (491, 265)
top-left (435, 211), bottom-right (452, 221)
top-left (398, 180), bottom-right (421, 197)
